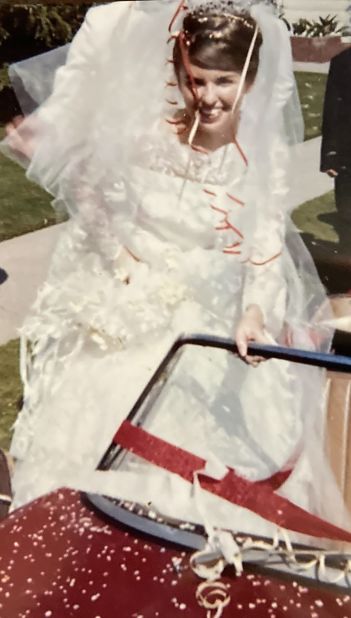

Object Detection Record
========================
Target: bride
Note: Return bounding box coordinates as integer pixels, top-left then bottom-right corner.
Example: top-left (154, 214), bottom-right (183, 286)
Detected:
top-left (2, 0), bottom-right (348, 546)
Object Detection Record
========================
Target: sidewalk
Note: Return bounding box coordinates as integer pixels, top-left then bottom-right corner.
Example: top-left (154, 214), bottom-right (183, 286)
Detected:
top-left (0, 137), bottom-right (333, 346)
top-left (288, 136), bottom-right (333, 209)
top-left (0, 224), bottom-right (63, 345)
top-left (293, 61), bottom-right (330, 74)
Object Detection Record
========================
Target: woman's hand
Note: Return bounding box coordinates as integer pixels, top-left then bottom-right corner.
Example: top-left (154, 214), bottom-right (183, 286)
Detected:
top-left (235, 304), bottom-right (270, 367)
top-left (5, 115), bottom-right (34, 161)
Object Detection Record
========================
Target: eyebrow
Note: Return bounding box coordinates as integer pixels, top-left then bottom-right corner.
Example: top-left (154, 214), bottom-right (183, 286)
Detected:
top-left (186, 75), bottom-right (236, 85)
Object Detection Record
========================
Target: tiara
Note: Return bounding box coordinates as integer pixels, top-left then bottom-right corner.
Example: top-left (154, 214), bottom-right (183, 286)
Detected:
top-left (169, 0), bottom-right (264, 39)
top-left (185, 11), bottom-right (255, 39)
top-left (191, 13), bottom-right (256, 30)
top-left (187, 0), bottom-right (274, 13)
top-left (187, 1), bottom-right (259, 28)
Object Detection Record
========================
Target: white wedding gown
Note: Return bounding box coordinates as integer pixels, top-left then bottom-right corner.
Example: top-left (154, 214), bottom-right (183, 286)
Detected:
top-left (8, 123), bottom-right (345, 543)
top-left (3, 1), bottom-right (348, 544)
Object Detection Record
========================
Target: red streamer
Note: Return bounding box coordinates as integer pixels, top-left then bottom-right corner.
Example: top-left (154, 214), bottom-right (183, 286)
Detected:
top-left (114, 421), bottom-right (351, 544)
top-left (168, 0), bottom-right (187, 34)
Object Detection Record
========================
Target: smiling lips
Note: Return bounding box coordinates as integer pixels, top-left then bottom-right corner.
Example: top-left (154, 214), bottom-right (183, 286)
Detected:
top-left (199, 108), bottom-right (224, 123)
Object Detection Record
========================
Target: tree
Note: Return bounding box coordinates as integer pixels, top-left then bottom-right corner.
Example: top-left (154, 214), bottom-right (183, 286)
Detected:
top-left (0, 3), bottom-right (97, 117)
top-left (0, 4), bottom-right (93, 55)
top-left (0, 3), bottom-right (96, 88)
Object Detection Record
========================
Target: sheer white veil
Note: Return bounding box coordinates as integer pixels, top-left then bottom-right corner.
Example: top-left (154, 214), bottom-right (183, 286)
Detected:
top-left (3, 0), bottom-right (303, 188)
top-left (6, 1), bottom-right (304, 145)
top-left (2, 0), bottom-right (304, 234)
top-left (1, 0), bottom-right (328, 340)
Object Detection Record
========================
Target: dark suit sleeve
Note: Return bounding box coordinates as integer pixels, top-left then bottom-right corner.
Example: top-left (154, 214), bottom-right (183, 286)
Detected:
top-left (320, 57), bottom-right (341, 172)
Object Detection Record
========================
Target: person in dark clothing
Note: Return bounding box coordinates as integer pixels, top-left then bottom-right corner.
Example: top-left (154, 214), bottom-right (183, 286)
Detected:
top-left (0, 450), bottom-right (11, 520)
top-left (0, 268), bottom-right (8, 285)
top-left (320, 47), bottom-right (351, 248)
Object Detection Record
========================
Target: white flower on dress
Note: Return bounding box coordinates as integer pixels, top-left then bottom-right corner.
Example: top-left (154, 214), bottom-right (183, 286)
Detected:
top-left (157, 280), bottom-right (187, 307)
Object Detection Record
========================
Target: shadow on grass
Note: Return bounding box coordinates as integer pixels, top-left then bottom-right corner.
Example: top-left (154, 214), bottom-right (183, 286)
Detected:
top-left (292, 191), bottom-right (338, 243)
top-left (292, 188), bottom-right (351, 294)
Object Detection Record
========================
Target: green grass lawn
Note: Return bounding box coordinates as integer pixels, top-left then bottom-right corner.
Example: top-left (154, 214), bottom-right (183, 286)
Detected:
top-left (295, 71), bottom-right (327, 141)
top-left (0, 153), bottom-right (58, 242)
top-left (287, 72), bottom-right (330, 239)
top-left (0, 340), bottom-right (21, 450)
top-left (0, 127), bottom-right (57, 242)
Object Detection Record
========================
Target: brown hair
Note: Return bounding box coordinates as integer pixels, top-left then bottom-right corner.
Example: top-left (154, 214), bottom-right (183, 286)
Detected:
top-left (173, 10), bottom-right (262, 83)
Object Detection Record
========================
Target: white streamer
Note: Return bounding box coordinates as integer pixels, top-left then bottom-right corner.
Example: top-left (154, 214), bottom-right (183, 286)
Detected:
top-left (231, 24), bottom-right (259, 117)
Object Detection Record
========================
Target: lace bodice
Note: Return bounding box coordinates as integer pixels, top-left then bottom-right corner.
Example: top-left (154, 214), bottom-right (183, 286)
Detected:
top-left (135, 121), bottom-right (248, 186)
top-left (93, 128), bottom-right (285, 339)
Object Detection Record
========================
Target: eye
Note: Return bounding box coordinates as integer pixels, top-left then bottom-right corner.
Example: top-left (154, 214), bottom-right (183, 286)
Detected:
top-left (216, 77), bottom-right (236, 85)
top-left (186, 77), bottom-right (204, 87)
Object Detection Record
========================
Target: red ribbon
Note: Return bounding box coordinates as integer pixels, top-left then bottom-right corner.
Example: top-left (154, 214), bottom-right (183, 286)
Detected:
top-left (114, 421), bottom-right (351, 544)
top-left (168, 0), bottom-right (187, 34)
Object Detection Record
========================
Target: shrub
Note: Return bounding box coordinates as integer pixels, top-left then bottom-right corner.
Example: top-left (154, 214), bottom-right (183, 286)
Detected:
top-left (287, 15), bottom-right (346, 38)
top-left (0, 4), bottom-right (92, 56)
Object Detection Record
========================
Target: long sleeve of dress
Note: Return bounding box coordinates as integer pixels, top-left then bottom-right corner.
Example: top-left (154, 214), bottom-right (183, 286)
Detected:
top-left (240, 176), bottom-right (287, 339)
top-left (241, 238), bottom-right (286, 338)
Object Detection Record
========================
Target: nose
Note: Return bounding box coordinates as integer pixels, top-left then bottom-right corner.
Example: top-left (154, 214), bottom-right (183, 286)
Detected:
top-left (199, 83), bottom-right (217, 107)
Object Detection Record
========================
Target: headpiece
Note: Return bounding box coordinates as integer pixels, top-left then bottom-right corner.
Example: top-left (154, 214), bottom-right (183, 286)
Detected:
top-left (186, 11), bottom-right (256, 35)
top-left (168, 0), bottom-right (265, 36)
top-left (186, 0), bottom-right (277, 13)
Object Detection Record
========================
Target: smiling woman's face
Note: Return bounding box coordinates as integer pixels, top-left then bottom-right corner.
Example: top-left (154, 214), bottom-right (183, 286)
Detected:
top-left (178, 61), bottom-right (248, 138)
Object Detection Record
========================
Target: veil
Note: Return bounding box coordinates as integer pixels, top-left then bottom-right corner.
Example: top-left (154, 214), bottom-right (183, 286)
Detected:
top-left (2, 0), bottom-right (347, 554)
top-left (1, 0), bottom-right (325, 336)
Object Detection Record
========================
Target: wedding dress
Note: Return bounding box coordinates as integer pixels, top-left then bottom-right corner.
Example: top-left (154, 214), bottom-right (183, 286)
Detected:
top-left (1, 1), bottom-right (348, 547)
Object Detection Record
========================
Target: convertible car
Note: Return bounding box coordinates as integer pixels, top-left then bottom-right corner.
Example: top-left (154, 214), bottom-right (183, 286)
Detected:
top-left (1, 333), bottom-right (351, 617)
